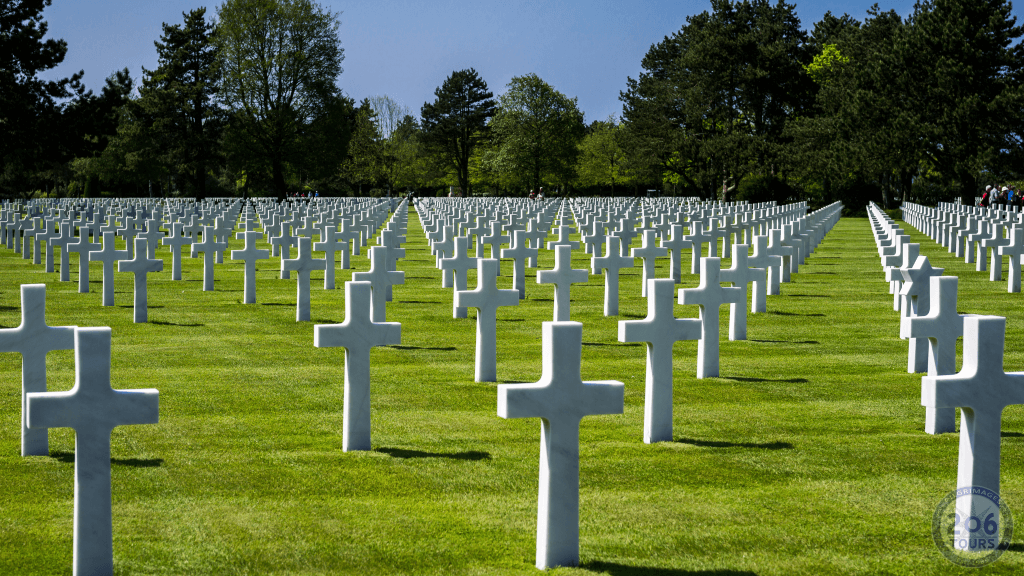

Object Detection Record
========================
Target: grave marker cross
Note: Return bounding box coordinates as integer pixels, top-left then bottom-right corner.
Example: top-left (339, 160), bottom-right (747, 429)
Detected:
top-left (922, 315), bottom-right (1024, 552)
top-left (118, 237), bottom-right (164, 323)
top-left (455, 259), bottom-right (520, 382)
top-left (678, 257), bottom-right (744, 378)
top-left (719, 245), bottom-right (765, 341)
top-left (314, 281), bottom-right (400, 451)
top-left (497, 321), bottom-right (624, 569)
top-left (618, 279), bottom-right (701, 443)
top-left (161, 222), bottom-right (192, 281)
top-left (632, 229), bottom-right (668, 297)
top-left (441, 236), bottom-right (479, 318)
top-left (591, 236), bottom-right (634, 316)
top-left (89, 231), bottom-right (130, 306)
top-left (352, 246), bottom-right (405, 322)
top-left (502, 229), bottom-right (538, 300)
top-left (232, 230), bottom-right (271, 304)
top-left (0, 284), bottom-right (75, 455)
top-left (26, 327), bottom-right (159, 576)
top-left (193, 226), bottom-right (228, 291)
top-left (537, 244), bottom-right (589, 321)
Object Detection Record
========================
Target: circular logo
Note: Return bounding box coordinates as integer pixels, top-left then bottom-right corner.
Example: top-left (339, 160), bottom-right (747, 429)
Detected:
top-left (932, 486), bottom-right (1014, 567)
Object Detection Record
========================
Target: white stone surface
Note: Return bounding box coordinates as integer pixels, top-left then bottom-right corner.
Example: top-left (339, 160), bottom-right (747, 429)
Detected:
top-left (352, 246), bottom-right (404, 322)
top-left (314, 226), bottom-right (348, 290)
top-left (632, 229), bottom-right (667, 297)
top-left (67, 229), bottom-right (100, 294)
top-left (591, 236), bottom-right (634, 316)
top-left (537, 245), bottom-right (589, 321)
top-left (441, 236), bottom-right (478, 318)
top-left (678, 257), bottom-right (744, 378)
top-left (998, 226), bottom-right (1024, 293)
top-left (619, 279), bottom-right (700, 443)
top-left (282, 236), bottom-right (328, 321)
top-left (720, 244), bottom-right (765, 341)
top-left (897, 255), bottom-right (943, 373)
top-left (502, 229), bottom-right (538, 300)
top-left (905, 275), bottom-right (965, 435)
top-left (26, 327), bottom-right (159, 576)
top-left (118, 238), bottom-right (164, 323)
top-left (193, 226), bottom-right (228, 291)
top-left (455, 259), bottom-right (520, 382)
top-left (231, 230), bottom-right (270, 304)
top-left (89, 231), bottom-right (130, 306)
top-left (497, 321), bottom-right (624, 569)
top-left (0, 284), bottom-right (75, 456)
top-left (314, 281), bottom-right (401, 451)
top-left (161, 222), bottom-right (192, 281)
top-left (921, 315), bottom-right (1024, 552)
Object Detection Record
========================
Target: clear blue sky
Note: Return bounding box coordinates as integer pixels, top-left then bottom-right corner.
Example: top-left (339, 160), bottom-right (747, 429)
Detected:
top-left (39, 0), bottom-right (918, 124)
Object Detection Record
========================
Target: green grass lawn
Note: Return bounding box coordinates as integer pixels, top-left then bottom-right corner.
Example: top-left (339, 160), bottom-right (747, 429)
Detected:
top-left (2, 210), bottom-right (1024, 575)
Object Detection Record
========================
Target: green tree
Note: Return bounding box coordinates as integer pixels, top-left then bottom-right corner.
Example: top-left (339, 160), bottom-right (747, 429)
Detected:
top-left (1, 0), bottom-right (85, 196)
top-left (621, 0), bottom-right (813, 199)
top-left (488, 73), bottom-right (585, 194)
top-left (576, 116), bottom-right (627, 194)
top-left (339, 99), bottom-right (383, 194)
top-left (215, 0), bottom-right (347, 198)
top-left (894, 0), bottom-right (1024, 202)
top-left (420, 68), bottom-right (496, 196)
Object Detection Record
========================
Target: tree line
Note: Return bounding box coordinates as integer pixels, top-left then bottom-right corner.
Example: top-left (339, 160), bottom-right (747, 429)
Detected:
top-left (3, 0), bottom-right (1022, 205)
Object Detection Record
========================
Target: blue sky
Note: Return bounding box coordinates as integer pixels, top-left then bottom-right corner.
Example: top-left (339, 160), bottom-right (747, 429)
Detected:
top-left (39, 0), bottom-right (919, 123)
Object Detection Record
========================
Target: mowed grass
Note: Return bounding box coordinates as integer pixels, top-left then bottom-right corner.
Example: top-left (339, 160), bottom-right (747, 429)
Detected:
top-left (1, 209), bottom-right (1024, 575)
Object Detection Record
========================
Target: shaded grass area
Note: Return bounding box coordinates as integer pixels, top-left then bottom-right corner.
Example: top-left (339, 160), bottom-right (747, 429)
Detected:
top-left (1, 213), bottom-right (1023, 574)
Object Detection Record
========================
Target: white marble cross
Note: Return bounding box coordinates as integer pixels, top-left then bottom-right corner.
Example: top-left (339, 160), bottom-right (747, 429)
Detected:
top-left (502, 229), bottom-right (538, 300)
top-left (922, 315), bottom-right (1024, 552)
top-left (682, 221), bottom-right (712, 274)
top-left (314, 281), bottom-right (401, 451)
top-left (898, 255), bottom-right (944, 373)
top-left (90, 231), bottom-right (130, 306)
top-left (26, 327), bottom-right (158, 576)
top-left (619, 279), bottom-right (700, 443)
top-left (232, 230), bottom-right (270, 304)
top-left (283, 236), bottom-right (327, 322)
top-left (632, 229), bottom-right (668, 297)
top-left (497, 321), bottom-right (624, 569)
top-left (745, 235), bottom-right (781, 307)
top-left (161, 222), bottom-right (192, 281)
top-left (660, 224), bottom-right (691, 284)
top-left (766, 229), bottom-right (795, 284)
top-left (193, 226), bottom-right (227, 291)
top-left (441, 236), bottom-right (478, 318)
top-left (998, 226), bottom-right (1024, 293)
top-left (537, 244), bottom-right (589, 321)
top-left (546, 225), bottom-right (580, 251)
top-left (137, 219), bottom-right (165, 259)
top-left (481, 221), bottom-right (509, 276)
top-left (314, 226), bottom-right (348, 290)
top-left (981, 223), bottom-right (1010, 281)
top-left (719, 244), bottom-right (765, 341)
top-left (270, 224), bottom-right (297, 279)
top-left (0, 284), bottom-right (75, 455)
top-left (118, 237), bottom-right (164, 323)
top-left (68, 228), bottom-right (101, 294)
top-left (905, 275), bottom-right (966, 435)
top-left (455, 259), bottom-right (520, 382)
top-left (50, 222), bottom-right (76, 282)
top-left (591, 236), bottom-right (634, 316)
top-left (523, 219), bottom-right (547, 267)
top-left (352, 246), bottom-right (405, 322)
top-left (679, 257), bottom-right (744, 378)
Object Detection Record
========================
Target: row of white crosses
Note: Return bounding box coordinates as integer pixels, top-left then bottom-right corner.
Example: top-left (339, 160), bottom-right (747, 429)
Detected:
top-left (0, 197), bottom-right (407, 324)
top-left (0, 284), bottom-right (159, 576)
top-left (868, 203), bottom-right (1023, 554)
top-left (900, 200), bottom-right (1024, 292)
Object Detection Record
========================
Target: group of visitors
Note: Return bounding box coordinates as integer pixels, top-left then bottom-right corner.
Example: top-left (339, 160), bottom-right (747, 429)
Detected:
top-left (979, 184), bottom-right (1022, 208)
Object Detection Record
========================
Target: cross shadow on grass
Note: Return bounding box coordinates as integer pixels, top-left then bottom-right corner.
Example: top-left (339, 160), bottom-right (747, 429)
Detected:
top-left (388, 345), bottom-right (456, 351)
top-left (398, 300), bottom-right (442, 304)
top-left (767, 311), bottom-right (825, 317)
top-left (118, 305), bottom-right (165, 309)
top-left (674, 438), bottom-right (794, 450)
top-left (583, 342), bottom-right (631, 347)
top-left (261, 302), bottom-right (294, 306)
top-left (50, 451), bottom-right (164, 467)
top-left (1002, 431), bottom-right (1024, 438)
top-left (0, 305), bottom-right (19, 311)
top-left (149, 320), bottom-right (204, 327)
top-left (748, 339), bottom-right (819, 345)
top-left (582, 562), bottom-right (757, 575)
top-left (1005, 542), bottom-right (1024, 552)
top-left (374, 447), bottom-right (490, 460)
top-left (784, 294), bottom-right (830, 298)
top-left (721, 376), bottom-right (809, 384)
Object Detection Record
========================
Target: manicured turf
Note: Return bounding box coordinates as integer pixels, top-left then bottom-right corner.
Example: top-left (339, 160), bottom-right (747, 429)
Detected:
top-left (1, 208), bottom-right (1023, 574)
